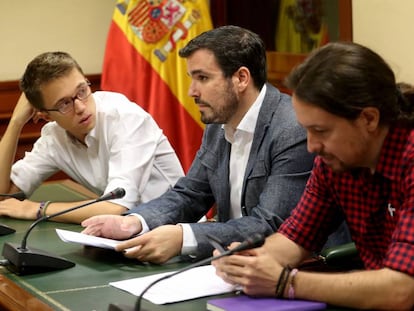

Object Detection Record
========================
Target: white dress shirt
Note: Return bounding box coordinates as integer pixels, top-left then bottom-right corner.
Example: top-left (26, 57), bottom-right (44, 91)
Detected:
top-left (225, 85), bottom-right (265, 219)
top-left (11, 91), bottom-right (184, 209)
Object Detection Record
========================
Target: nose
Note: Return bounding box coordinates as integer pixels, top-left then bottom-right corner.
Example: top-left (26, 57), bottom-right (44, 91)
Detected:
top-left (307, 132), bottom-right (322, 154)
top-left (73, 97), bottom-right (86, 114)
top-left (188, 81), bottom-right (200, 98)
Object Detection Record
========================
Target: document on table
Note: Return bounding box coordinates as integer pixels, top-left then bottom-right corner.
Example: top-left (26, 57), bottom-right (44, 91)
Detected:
top-left (109, 264), bottom-right (240, 304)
top-left (55, 228), bottom-right (122, 250)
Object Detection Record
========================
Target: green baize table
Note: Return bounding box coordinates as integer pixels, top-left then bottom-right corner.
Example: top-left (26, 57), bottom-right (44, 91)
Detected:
top-left (0, 180), bottom-right (352, 311)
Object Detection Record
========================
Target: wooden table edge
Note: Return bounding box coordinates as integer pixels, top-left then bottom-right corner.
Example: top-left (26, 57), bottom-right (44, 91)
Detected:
top-left (0, 275), bottom-right (54, 311)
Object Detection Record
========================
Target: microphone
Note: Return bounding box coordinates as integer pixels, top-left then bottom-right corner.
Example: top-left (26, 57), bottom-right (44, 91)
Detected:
top-left (1, 187), bottom-right (125, 275)
top-left (107, 233), bottom-right (265, 311)
top-left (0, 191), bottom-right (26, 201)
top-left (0, 192), bottom-right (26, 236)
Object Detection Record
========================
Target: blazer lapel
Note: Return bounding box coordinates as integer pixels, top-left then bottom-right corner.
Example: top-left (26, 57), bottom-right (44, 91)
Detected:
top-left (241, 84), bottom-right (280, 208)
top-left (216, 131), bottom-right (232, 221)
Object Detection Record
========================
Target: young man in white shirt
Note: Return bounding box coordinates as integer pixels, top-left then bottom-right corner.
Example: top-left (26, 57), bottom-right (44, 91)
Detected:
top-left (0, 51), bottom-right (184, 223)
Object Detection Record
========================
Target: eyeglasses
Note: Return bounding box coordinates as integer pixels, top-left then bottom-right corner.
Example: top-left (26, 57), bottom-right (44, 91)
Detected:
top-left (43, 81), bottom-right (92, 114)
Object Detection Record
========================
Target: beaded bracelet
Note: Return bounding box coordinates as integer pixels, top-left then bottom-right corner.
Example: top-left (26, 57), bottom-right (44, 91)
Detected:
top-left (37, 201), bottom-right (51, 219)
top-left (288, 268), bottom-right (299, 299)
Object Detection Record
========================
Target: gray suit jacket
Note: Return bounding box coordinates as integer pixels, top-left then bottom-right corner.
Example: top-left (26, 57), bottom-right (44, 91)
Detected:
top-left (129, 84), bottom-right (346, 258)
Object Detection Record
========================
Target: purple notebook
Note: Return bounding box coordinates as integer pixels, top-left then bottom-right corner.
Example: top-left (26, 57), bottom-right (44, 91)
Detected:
top-left (207, 295), bottom-right (327, 311)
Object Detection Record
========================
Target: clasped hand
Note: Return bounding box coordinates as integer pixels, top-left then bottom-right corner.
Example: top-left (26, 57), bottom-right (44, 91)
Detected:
top-left (212, 242), bottom-right (282, 297)
top-left (81, 215), bottom-right (183, 264)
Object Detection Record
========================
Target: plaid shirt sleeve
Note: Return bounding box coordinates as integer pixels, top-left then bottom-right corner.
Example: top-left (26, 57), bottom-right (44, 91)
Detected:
top-left (384, 145), bottom-right (414, 275)
top-left (279, 157), bottom-right (344, 252)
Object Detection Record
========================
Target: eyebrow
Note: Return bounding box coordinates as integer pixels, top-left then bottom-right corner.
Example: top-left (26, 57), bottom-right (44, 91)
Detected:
top-left (53, 82), bottom-right (88, 106)
top-left (188, 69), bottom-right (209, 76)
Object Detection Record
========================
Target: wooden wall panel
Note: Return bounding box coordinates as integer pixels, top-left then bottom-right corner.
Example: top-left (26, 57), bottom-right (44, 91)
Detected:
top-left (266, 51), bottom-right (307, 92)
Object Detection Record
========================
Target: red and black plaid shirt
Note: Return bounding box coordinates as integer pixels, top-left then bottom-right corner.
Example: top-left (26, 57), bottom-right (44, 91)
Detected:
top-left (279, 126), bottom-right (414, 275)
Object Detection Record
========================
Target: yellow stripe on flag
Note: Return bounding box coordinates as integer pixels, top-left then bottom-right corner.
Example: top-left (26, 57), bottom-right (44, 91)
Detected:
top-left (111, 0), bottom-right (212, 129)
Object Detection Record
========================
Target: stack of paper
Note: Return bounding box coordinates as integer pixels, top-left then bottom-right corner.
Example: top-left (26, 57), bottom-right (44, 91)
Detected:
top-left (56, 228), bottom-right (121, 249)
top-left (109, 265), bottom-right (239, 304)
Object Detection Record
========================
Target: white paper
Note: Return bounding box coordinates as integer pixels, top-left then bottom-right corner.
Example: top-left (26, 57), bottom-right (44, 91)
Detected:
top-left (55, 228), bottom-right (122, 250)
top-left (109, 264), bottom-right (239, 304)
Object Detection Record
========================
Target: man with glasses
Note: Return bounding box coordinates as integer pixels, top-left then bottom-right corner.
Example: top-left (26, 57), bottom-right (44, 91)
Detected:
top-left (0, 51), bottom-right (184, 223)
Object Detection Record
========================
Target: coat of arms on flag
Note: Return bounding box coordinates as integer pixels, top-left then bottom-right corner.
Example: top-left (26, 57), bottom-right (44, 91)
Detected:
top-left (115, 0), bottom-right (203, 62)
top-left (101, 0), bottom-right (212, 172)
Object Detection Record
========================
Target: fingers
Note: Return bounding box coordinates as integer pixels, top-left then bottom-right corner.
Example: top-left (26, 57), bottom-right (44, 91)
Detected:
top-left (213, 255), bottom-right (252, 285)
top-left (215, 262), bottom-right (246, 285)
top-left (122, 245), bottom-right (142, 257)
top-left (81, 215), bottom-right (109, 235)
top-left (114, 231), bottom-right (172, 264)
top-left (81, 215), bottom-right (100, 227)
top-left (81, 216), bottom-right (100, 232)
top-left (80, 223), bottom-right (102, 236)
top-left (116, 236), bottom-right (142, 251)
top-left (13, 93), bottom-right (36, 125)
top-left (115, 237), bottom-right (148, 262)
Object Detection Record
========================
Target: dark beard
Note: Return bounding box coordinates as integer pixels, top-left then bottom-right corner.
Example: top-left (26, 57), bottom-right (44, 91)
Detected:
top-left (199, 81), bottom-right (239, 124)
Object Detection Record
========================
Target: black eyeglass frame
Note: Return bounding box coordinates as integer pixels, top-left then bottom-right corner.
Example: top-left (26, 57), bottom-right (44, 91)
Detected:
top-left (43, 81), bottom-right (92, 114)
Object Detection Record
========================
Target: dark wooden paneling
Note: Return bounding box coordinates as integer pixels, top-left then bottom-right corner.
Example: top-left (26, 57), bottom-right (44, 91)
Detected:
top-left (266, 51), bottom-right (307, 92)
top-left (210, 0), bottom-right (352, 45)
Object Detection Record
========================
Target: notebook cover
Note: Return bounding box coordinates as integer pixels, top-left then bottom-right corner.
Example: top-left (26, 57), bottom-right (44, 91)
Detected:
top-left (207, 295), bottom-right (327, 311)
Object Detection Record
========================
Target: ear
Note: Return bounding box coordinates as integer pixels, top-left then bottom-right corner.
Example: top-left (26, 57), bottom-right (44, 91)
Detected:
top-left (233, 66), bottom-right (250, 92)
top-left (36, 111), bottom-right (53, 122)
top-left (359, 107), bottom-right (380, 131)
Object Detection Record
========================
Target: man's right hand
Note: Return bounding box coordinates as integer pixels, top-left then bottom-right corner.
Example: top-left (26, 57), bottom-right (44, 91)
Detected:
top-left (12, 93), bottom-right (37, 127)
top-left (81, 215), bottom-right (141, 240)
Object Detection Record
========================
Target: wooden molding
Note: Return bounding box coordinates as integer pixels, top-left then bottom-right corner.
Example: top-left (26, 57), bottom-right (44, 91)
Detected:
top-left (0, 275), bottom-right (54, 311)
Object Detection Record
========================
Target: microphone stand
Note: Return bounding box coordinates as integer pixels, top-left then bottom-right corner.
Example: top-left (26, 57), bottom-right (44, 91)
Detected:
top-left (2, 188), bottom-right (125, 275)
top-left (108, 233), bottom-right (265, 311)
top-left (0, 192), bottom-right (27, 235)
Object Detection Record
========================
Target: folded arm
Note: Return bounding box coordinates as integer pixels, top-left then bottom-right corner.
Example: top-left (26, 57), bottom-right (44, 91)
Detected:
top-left (214, 233), bottom-right (414, 310)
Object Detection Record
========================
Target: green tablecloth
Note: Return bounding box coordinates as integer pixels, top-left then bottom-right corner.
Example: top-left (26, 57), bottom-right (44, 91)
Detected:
top-left (0, 181), bottom-right (352, 310)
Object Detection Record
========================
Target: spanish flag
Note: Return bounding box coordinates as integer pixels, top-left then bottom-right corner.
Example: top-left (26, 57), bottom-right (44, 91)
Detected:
top-left (101, 0), bottom-right (212, 172)
top-left (275, 0), bottom-right (329, 53)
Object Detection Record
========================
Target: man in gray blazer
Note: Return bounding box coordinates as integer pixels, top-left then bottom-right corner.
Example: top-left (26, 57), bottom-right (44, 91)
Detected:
top-left (82, 26), bottom-right (350, 263)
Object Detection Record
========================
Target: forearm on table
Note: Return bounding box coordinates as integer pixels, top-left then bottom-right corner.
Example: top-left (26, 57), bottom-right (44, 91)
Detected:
top-left (285, 267), bottom-right (414, 310)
